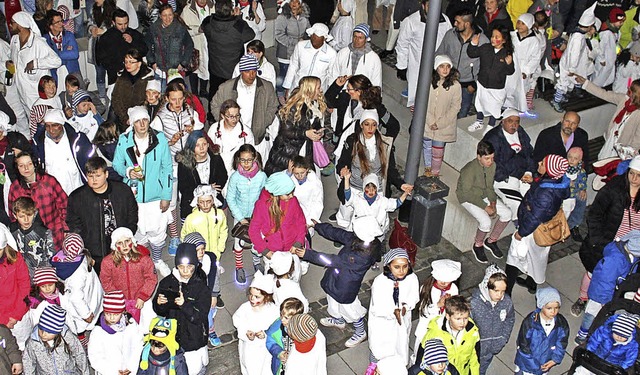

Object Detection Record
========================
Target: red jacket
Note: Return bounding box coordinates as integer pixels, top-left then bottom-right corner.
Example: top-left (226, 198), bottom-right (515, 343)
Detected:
top-left (99, 245), bottom-right (157, 302)
top-left (186, 94), bottom-right (206, 124)
top-left (0, 252), bottom-right (30, 324)
top-left (249, 189), bottom-right (307, 254)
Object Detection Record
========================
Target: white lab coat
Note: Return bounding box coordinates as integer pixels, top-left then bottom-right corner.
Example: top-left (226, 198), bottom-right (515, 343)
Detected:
top-left (285, 330), bottom-right (328, 375)
top-left (344, 190), bottom-right (399, 233)
top-left (512, 31), bottom-right (543, 93)
top-left (62, 257), bottom-right (104, 334)
top-left (233, 301), bottom-right (280, 375)
top-left (208, 121), bottom-right (255, 176)
top-left (395, 10), bottom-right (451, 107)
top-left (331, 47), bottom-right (383, 87)
top-left (88, 320), bottom-right (144, 375)
top-left (241, 3), bottom-right (267, 41)
top-left (283, 40), bottom-right (337, 91)
top-left (330, 0), bottom-right (356, 51)
top-left (1, 38), bottom-right (28, 137)
top-left (557, 31), bottom-right (591, 93)
top-left (592, 28), bottom-right (618, 87)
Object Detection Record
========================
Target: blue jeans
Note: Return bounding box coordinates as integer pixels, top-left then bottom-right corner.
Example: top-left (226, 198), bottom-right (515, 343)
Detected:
top-left (207, 306), bottom-right (217, 333)
top-left (458, 84), bottom-right (475, 118)
top-left (568, 196), bottom-right (587, 229)
top-left (277, 62), bottom-right (289, 97)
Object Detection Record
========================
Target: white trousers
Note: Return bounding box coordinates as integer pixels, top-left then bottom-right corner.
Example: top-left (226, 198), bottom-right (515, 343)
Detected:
top-left (461, 200), bottom-right (511, 232)
top-left (494, 177), bottom-right (531, 221)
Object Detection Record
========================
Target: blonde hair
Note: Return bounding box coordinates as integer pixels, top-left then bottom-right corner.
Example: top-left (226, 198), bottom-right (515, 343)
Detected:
top-left (279, 76), bottom-right (327, 123)
top-left (112, 242), bottom-right (142, 267)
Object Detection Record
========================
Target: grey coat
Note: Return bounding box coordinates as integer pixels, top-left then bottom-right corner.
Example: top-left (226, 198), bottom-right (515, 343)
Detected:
top-left (146, 20), bottom-right (194, 71)
top-left (209, 76), bottom-right (279, 143)
top-left (436, 27), bottom-right (488, 84)
top-left (275, 2), bottom-right (311, 61)
top-left (0, 325), bottom-right (21, 375)
top-left (470, 288), bottom-right (516, 357)
top-left (22, 328), bottom-right (89, 375)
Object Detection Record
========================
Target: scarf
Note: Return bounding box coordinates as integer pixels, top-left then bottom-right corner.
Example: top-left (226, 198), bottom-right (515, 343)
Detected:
top-left (50, 32), bottom-right (63, 50)
top-left (41, 289), bottom-right (60, 305)
top-left (238, 162), bottom-right (260, 178)
top-left (384, 269), bottom-right (407, 307)
top-left (433, 280), bottom-right (453, 313)
top-left (567, 162), bottom-right (582, 177)
top-left (364, 194), bottom-right (376, 205)
top-left (614, 98), bottom-right (638, 124)
top-left (99, 313), bottom-right (127, 334)
top-left (347, 43), bottom-right (372, 75)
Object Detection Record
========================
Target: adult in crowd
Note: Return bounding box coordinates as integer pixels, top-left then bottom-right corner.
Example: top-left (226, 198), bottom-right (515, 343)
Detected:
top-left (533, 111), bottom-right (589, 163)
top-left (32, 109), bottom-right (94, 195)
top-left (211, 54), bottom-right (278, 161)
top-left (0, 127), bottom-right (31, 225)
top-left (265, 76), bottom-right (326, 176)
top-left (283, 23), bottom-right (337, 94)
top-left (445, 0), bottom-right (481, 21)
top-left (32, 0), bottom-right (53, 36)
top-left (146, 4), bottom-right (194, 84)
top-left (202, 0), bottom-right (256, 102)
top-left (377, 0), bottom-right (422, 58)
top-left (95, 9), bottom-right (148, 88)
top-left (527, 0), bottom-right (563, 39)
top-left (237, 0), bottom-right (266, 41)
top-left (506, 155), bottom-right (569, 295)
top-left (436, 9), bottom-right (489, 118)
top-left (274, 0), bottom-right (311, 103)
top-left (475, 0), bottom-right (513, 38)
top-left (331, 23), bottom-right (382, 87)
top-left (88, 0), bottom-right (117, 100)
top-left (208, 99), bottom-right (255, 173)
top-left (8, 151), bottom-right (68, 250)
top-left (66, 157), bottom-right (138, 275)
top-left (181, 0), bottom-right (215, 98)
top-left (113, 106), bottom-right (173, 277)
top-left (232, 40), bottom-right (277, 87)
top-left (110, 48), bottom-right (154, 132)
top-left (44, 10), bottom-right (80, 85)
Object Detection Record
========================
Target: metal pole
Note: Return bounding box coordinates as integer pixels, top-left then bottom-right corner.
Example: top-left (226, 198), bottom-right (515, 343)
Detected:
top-left (404, 0), bottom-right (443, 184)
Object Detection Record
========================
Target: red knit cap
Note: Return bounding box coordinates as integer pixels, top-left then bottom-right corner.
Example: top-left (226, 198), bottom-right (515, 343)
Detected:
top-left (63, 233), bottom-right (84, 261)
top-left (609, 7), bottom-right (625, 23)
top-left (33, 267), bottom-right (58, 286)
top-left (545, 154), bottom-right (569, 179)
top-left (103, 291), bottom-right (126, 313)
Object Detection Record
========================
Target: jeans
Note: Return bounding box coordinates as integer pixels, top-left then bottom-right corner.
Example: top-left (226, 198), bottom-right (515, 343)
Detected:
top-left (422, 138), bottom-right (445, 167)
top-left (568, 196), bottom-right (587, 229)
top-left (458, 84), bottom-right (475, 118)
top-left (277, 62), bottom-right (289, 97)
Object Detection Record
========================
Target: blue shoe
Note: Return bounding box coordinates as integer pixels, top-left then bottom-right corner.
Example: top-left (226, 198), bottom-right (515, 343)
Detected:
top-left (401, 89), bottom-right (408, 98)
top-left (168, 237), bottom-right (180, 256)
top-left (208, 332), bottom-right (221, 347)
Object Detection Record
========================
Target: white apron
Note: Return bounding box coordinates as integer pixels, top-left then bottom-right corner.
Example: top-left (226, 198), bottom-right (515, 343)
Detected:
top-left (506, 232), bottom-right (550, 284)
top-left (475, 82), bottom-right (507, 119)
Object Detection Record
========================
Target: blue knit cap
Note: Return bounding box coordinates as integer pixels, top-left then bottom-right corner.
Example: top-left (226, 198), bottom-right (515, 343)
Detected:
top-left (71, 89), bottom-right (91, 109)
top-left (239, 54), bottom-right (259, 72)
top-left (39, 304), bottom-right (67, 334)
top-left (536, 287), bottom-right (561, 309)
top-left (353, 23), bottom-right (370, 40)
top-left (265, 171), bottom-right (295, 196)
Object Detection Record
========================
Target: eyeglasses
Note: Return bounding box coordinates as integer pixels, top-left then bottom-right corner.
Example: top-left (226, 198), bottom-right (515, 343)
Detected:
top-left (239, 158), bottom-right (255, 164)
top-left (224, 114), bottom-right (241, 120)
top-left (346, 87), bottom-right (358, 92)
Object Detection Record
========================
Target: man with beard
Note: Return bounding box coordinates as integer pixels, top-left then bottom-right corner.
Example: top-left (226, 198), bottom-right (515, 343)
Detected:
top-left (533, 111), bottom-right (589, 163)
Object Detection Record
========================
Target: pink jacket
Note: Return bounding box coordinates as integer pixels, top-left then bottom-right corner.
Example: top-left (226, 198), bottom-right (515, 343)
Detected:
top-left (0, 252), bottom-right (30, 324)
top-left (249, 189), bottom-right (307, 254)
top-left (99, 246), bottom-right (157, 302)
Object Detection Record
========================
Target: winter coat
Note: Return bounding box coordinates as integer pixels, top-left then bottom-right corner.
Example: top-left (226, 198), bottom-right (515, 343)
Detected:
top-left (181, 207), bottom-right (228, 258)
top-left (0, 252), bottom-right (30, 325)
top-left (517, 176), bottom-right (570, 238)
top-left (150, 104), bottom-right (205, 159)
top-left (88, 317), bottom-right (144, 375)
top-left (44, 30), bottom-right (81, 82)
top-left (146, 20), bottom-right (194, 71)
top-left (111, 66), bottom-right (155, 132)
top-left (474, 7), bottom-right (513, 38)
top-left (13, 223), bottom-right (54, 277)
top-left (66, 181), bottom-right (139, 263)
top-left (282, 40), bottom-right (337, 91)
top-left (177, 152), bottom-right (227, 220)
top-left (95, 27), bottom-right (148, 85)
top-left (481, 125), bottom-right (535, 183)
top-left (436, 27), bottom-right (489, 84)
top-left (248, 189), bottom-right (307, 254)
top-left (152, 270), bottom-right (210, 352)
top-left (209, 77), bottom-right (279, 144)
top-left (527, 0), bottom-right (563, 34)
top-left (266, 318), bottom-right (288, 375)
top-left (181, 0), bottom-right (215, 80)
top-left (592, 28), bottom-right (619, 88)
top-left (275, 3), bottom-right (311, 62)
top-left (514, 310), bottom-right (569, 375)
top-left (291, 171), bottom-right (324, 225)
top-left (587, 314), bottom-right (639, 369)
top-left (466, 43), bottom-right (515, 90)
top-left (232, 301), bottom-right (279, 375)
top-left (330, 46), bottom-right (383, 87)
top-left (99, 249), bottom-right (157, 302)
top-left (425, 80), bottom-right (461, 142)
top-left (620, 7), bottom-right (640, 49)
top-left (532, 122), bottom-right (590, 164)
top-left (113, 129), bottom-right (173, 203)
top-left (588, 240), bottom-right (634, 304)
top-left (22, 327), bottom-right (89, 375)
top-left (419, 315), bottom-right (481, 375)
top-left (0, 325), bottom-right (21, 375)
top-left (201, 12), bottom-right (255, 79)
top-left (456, 158), bottom-right (498, 208)
top-left (226, 169), bottom-right (267, 222)
top-left (302, 223), bottom-right (378, 304)
top-left (470, 288), bottom-right (515, 358)
top-left (580, 174), bottom-right (629, 272)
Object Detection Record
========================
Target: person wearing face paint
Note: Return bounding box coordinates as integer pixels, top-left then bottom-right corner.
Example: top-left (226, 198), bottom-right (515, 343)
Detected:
top-left (265, 297), bottom-right (305, 375)
top-left (153, 243), bottom-right (210, 375)
top-left (514, 287), bottom-right (569, 375)
top-left (88, 291), bottom-right (144, 375)
top-left (368, 248), bottom-right (419, 367)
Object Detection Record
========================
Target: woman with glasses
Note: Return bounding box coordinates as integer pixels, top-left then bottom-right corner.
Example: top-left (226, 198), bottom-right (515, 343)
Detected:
top-left (110, 48), bottom-right (154, 133)
top-left (208, 99), bottom-right (254, 174)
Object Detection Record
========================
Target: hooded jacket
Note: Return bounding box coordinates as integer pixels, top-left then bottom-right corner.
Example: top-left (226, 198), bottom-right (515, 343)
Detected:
top-left (202, 12), bottom-right (255, 79)
top-left (274, 2), bottom-right (311, 61)
top-left (0, 252), bottom-right (30, 325)
top-left (588, 240), bottom-right (637, 304)
top-left (436, 26), bottom-right (488, 84)
top-left (419, 315), bottom-right (481, 375)
top-left (587, 314), bottom-right (639, 369)
top-left (226, 168), bottom-right (267, 222)
top-left (22, 327), bottom-right (89, 375)
top-left (517, 176), bottom-right (571, 238)
top-left (515, 309), bottom-right (569, 375)
top-left (180, 207), bottom-right (228, 258)
top-left (99, 246), bottom-right (157, 302)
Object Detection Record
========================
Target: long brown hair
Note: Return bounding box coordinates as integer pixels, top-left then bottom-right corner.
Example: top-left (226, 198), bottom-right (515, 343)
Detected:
top-left (279, 76), bottom-right (327, 123)
top-left (112, 243), bottom-right (142, 267)
top-left (352, 120), bottom-right (387, 179)
top-left (0, 245), bottom-right (18, 264)
top-left (268, 194), bottom-right (285, 233)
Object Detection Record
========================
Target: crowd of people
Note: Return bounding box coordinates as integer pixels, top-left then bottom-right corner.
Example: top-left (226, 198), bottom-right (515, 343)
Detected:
top-left (0, 0), bottom-right (640, 373)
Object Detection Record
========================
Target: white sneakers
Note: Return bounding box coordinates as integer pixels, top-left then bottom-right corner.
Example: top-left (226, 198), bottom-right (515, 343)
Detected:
top-left (154, 260), bottom-right (171, 277)
top-left (467, 120), bottom-right (484, 132)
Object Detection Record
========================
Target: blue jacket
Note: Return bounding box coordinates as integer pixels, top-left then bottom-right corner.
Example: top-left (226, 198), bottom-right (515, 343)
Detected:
top-left (33, 123), bottom-right (95, 184)
top-left (481, 125), bottom-right (536, 183)
top-left (302, 223), bottom-right (378, 304)
top-left (112, 129), bottom-right (173, 203)
top-left (588, 240), bottom-right (635, 304)
top-left (517, 176), bottom-right (570, 237)
top-left (587, 315), bottom-right (639, 369)
top-left (44, 30), bottom-right (81, 83)
top-left (266, 318), bottom-right (286, 375)
top-left (226, 169), bottom-right (267, 222)
top-left (515, 310), bottom-right (569, 375)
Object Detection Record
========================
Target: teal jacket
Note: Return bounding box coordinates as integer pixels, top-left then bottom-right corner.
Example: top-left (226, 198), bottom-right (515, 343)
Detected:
top-left (113, 129), bottom-right (173, 203)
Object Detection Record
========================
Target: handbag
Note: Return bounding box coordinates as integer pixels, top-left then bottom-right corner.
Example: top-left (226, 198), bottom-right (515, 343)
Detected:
top-left (389, 219), bottom-right (418, 266)
top-left (185, 48), bottom-right (200, 72)
top-left (312, 140), bottom-right (330, 168)
top-left (231, 220), bottom-right (251, 243)
top-left (533, 209), bottom-right (570, 247)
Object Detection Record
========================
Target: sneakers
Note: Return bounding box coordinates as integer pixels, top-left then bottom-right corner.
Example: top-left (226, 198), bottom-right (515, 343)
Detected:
top-left (235, 268), bottom-right (247, 284)
top-left (483, 239), bottom-right (504, 259)
top-left (574, 334), bottom-right (587, 346)
top-left (320, 317), bottom-right (346, 329)
top-left (472, 245), bottom-right (489, 264)
top-left (154, 260), bottom-right (171, 277)
top-left (571, 227), bottom-right (584, 242)
top-left (467, 120), bottom-right (484, 132)
top-left (571, 299), bottom-right (586, 317)
top-left (401, 89), bottom-right (408, 98)
top-left (550, 100), bottom-right (563, 113)
top-left (345, 332), bottom-right (367, 348)
top-left (168, 237), bottom-right (180, 256)
top-left (254, 262), bottom-right (265, 274)
top-left (328, 212), bottom-right (337, 222)
top-left (208, 332), bottom-right (221, 347)
top-left (216, 296), bottom-right (225, 309)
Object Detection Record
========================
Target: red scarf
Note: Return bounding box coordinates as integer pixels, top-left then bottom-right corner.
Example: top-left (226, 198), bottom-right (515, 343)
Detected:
top-left (433, 280), bottom-right (453, 314)
top-left (485, 10), bottom-right (499, 24)
top-left (294, 337), bottom-right (316, 353)
top-left (614, 98), bottom-right (638, 124)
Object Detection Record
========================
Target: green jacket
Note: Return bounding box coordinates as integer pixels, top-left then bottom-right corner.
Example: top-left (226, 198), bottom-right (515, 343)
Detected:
top-left (421, 315), bottom-right (480, 375)
top-left (456, 158), bottom-right (497, 208)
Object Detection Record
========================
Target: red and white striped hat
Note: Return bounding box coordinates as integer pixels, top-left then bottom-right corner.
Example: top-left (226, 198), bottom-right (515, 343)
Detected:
top-left (545, 154), bottom-right (569, 179)
top-left (63, 233), bottom-right (84, 261)
top-left (33, 267), bottom-right (58, 286)
top-left (103, 291), bottom-right (126, 314)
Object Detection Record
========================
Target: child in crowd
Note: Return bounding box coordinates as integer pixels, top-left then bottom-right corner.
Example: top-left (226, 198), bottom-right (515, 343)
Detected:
top-left (27, 267), bottom-right (65, 314)
top-left (92, 121), bottom-right (122, 182)
top-left (417, 295), bottom-right (480, 375)
top-left (61, 74), bottom-right (81, 117)
top-left (22, 305), bottom-right (89, 374)
top-left (512, 13), bottom-right (543, 113)
top-left (266, 297), bottom-right (305, 375)
top-left (138, 317), bottom-right (189, 375)
top-left (233, 271), bottom-right (280, 375)
top-left (456, 141), bottom-right (510, 262)
top-left (270, 251), bottom-right (309, 311)
top-left (288, 155), bottom-right (324, 240)
top-left (226, 144), bottom-right (268, 284)
top-left (413, 259), bottom-right (461, 361)
top-left (11, 196), bottom-right (54, 277)
top-left (88, 291), bottom-right (144, 375)
top-left (564, 147), bottom-right (588, 242)
top-left (145, 80), bottom-right (162, 121)
top-left (409, 339), bottom-right (460, 375)
top-left (574, 313), bottom-right (639, 374)
top-left (515, 287), bottom-right (569, 375)
top-left (284, 313), bottom-right (327, 374)
top-left (50, 233), bottom-right (103, 348)
top-left (0, 325), bottom-right (22, 375)
top-left (208, 99), bottom-right (255, 175)
top-left (470, 264), bottom-right (515, 375)
top-left (293, 216), bottom-right (382, 348)
top-left (613, 42), bottom-right (640, 94)
top-left (369, 248), bottom-right (420, 365)
top-left (592, 8), bottom-right (626, 88)
top-left (67, 89), bottom-right (104, 141)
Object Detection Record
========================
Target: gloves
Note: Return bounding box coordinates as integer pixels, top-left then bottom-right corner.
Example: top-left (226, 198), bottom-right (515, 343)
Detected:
top-left (397, 68), bottom-right (407, 81)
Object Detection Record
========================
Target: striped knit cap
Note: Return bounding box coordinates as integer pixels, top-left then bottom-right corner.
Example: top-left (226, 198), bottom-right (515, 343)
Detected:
top-left (612, 313), bottom-right (639, 339)
top-left (353, 23), bottom-right (370, 39)
top-left (183, 232), bottom-right (207, 248)
top-left (421, 339), bottom-right (449, 368)
top-left (238, 54), bottom-right (259, 72)
top-left (71, 89), bottom-right (91, 109)
top-left (382, 248), bottom-right (409, 266)
top-left (545, 154), bottom-right (569, 179)
top-left (103, 291), bottom-right (126, 313)
top-left (33, 267), bottom-right (58, 286)
top-left (287, 313), bottom-right (318, 342)
top-left (63, 233), bottom-right (84, 261)
top-left (39, 304), bottom-right (67, 334)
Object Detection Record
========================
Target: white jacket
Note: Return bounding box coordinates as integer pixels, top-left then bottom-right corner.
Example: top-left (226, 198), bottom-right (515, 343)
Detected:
top-left (395, 11), bottom-right (451, 107)
top-left (273, 278), bottom-right (310, 312)
top-left (233, 301), bottom-right (280, 375)
top-left (512, 31), bottom-right (543, 92)
top-left (331, 46), bottom-right (382, 87)
top-left (592, 29), bottom-right (618, 87)
top-left (150, 104), bottom-right (204, 160)
top-left (329, 0), bottom-right (355, 51)
top-left (88, 319), bottom-right (144, 375)
top-left (291, 170), bottom-right (324, 225)
top-left (208, 121), bottom-right (255, 174)
top-left (63, 257), bottom-right (104, 334)
top-left (283, 40), bottom-right (337, 91)
top-left (557, 31), bottom-right (591, 92)
top-left (345, 190), bottom-right (399, 233)
top-left (613, 60), bottom-right (640, 93)
top-left (241, 3), bottom-right (267, 41)
top-left (285, 330), bottom-right (327, 375)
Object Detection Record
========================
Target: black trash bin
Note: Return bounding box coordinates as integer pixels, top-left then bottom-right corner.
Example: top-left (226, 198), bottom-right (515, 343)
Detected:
top-left (408, 176), bottom-right (449, 247)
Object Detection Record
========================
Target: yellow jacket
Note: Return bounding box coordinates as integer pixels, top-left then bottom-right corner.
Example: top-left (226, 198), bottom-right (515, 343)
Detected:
top-left (181, 207), bottom-right (228, 258)
top-left (421, 315), bottom-right (480, 375)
